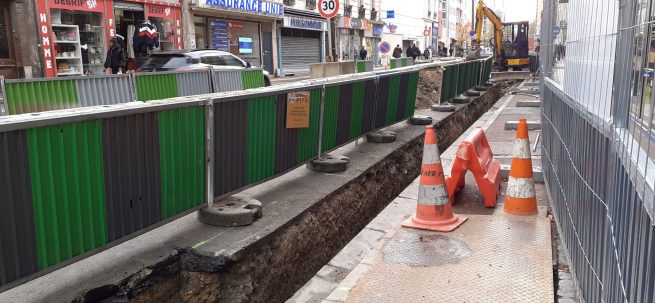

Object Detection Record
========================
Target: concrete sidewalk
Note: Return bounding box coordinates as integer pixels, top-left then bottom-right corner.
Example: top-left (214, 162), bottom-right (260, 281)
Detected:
top-left (288, 82), bottom-right (555, 303)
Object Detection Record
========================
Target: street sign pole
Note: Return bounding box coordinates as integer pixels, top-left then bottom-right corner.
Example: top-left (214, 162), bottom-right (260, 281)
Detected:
top-left (319, 0), bottom-right (339, 61)
top-left (327, 19), bottom-right (333, 61)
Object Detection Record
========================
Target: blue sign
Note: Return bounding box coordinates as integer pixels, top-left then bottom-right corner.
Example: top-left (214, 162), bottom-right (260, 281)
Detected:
top-left (553, 26), bottom-right (561, 35)
top-left (210, 19), bottom-right (229, 51)
top-left (373, 25), bottom-right (383, 37)
top-left (386, 10), bottom-right (394, 18)
top-left (284, 16), bottom-right (326, 31)
top-left (379, 41), bottom-right (391, 54)
top-left (205, 0), bottom-right (284, 17)
top-left (469, 30), bottom-right (476, 37)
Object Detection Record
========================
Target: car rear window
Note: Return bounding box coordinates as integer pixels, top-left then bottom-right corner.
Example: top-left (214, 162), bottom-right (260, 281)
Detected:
top-left (141, 55), bottom-right (188, 69)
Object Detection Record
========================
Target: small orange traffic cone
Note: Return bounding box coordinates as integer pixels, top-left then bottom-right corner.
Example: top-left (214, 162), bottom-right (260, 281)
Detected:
top-left (504, 118), bottom-right (538, 215)
top-left (402, 125), bottom-right (468, 232)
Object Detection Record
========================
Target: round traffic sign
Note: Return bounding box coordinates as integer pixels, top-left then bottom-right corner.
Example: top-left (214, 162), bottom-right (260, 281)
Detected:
top-left (379, 41), bottom-right (391, 54)
top-left (553, 26), bottom-right (561, 36)
top-left (469, 30), bottom-right (476, 37)
top-left (318, 0), bottom-right (339, 19)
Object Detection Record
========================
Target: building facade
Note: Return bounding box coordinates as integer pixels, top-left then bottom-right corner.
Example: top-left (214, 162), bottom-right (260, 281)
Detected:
top-left (380, 0), bottom-right (438, 57)
top-left (326, 0), bottom-right (382, 63)
top-left (0, 0), bottom-right (41, 79)
top-left (189, 0), bottom-right (283, 75)
top-left (279, 0), bottom-right (327, 76)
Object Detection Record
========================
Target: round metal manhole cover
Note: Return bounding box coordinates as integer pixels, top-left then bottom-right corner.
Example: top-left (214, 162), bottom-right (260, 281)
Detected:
top-left (383, 232), bottom-right (471, 267)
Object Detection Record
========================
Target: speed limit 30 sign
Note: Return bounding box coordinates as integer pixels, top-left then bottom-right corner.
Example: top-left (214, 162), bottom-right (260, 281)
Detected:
top-left (318, 0), bottom-right (339, 19)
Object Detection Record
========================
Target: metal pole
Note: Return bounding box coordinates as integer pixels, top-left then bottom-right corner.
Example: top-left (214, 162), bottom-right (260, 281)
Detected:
top-left (438, 67), bottom-right (445, 105)
top-left (0, 76), bottom-right (7, 116)
top-left (204, 98), bottom-right (215, 206)
top-left (327, 18), bottom-right (333, 61)
top-left (128, 71), bottom-right (138, 102)
top-left (317, 84), bottom-right (326, 159)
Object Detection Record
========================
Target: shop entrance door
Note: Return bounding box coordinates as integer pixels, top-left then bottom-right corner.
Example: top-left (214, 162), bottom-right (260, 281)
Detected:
top-left (262, 31), bottom-right (273, 74)
top-left (0, 2), bottom-right (17, 79)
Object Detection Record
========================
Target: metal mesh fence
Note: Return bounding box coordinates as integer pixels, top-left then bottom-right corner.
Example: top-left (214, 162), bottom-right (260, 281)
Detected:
top-left (541, 0), bottom-right (655, 302)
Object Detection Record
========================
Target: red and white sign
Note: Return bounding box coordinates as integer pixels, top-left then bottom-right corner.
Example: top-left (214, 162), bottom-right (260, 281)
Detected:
top-left (37, 1), bottom-right (55, 77)
top-left (318, 0), bottom-right (339, 19)
top-left (146, 3), bottom-right (173, 18)
top-left (48, 0), bottom-right (105, 13)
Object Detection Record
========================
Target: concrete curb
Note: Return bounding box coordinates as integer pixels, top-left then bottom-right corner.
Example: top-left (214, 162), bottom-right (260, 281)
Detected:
top-left (517, 100), bottom-right (542, 107)
top-left (505, 120), bottom-right (542, 130)
top-left (500, 164), bottom-right (544, 183)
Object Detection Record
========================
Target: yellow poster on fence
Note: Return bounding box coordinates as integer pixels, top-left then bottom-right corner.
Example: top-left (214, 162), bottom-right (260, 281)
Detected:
top-left (286, 91), bottom-right (311, 128)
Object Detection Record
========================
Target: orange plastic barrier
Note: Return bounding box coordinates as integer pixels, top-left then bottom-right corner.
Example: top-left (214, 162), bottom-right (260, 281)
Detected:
top-left (446, 127), bottom-right (501, 208)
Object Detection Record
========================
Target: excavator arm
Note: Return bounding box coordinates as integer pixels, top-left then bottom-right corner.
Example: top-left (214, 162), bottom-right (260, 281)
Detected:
top-left (475, 0), bottom-right (504, 58)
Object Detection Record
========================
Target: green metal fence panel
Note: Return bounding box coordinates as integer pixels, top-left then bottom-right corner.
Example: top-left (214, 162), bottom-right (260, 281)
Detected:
top-left (242, 69), bottom-right (265, 89)
top-left (390, 59), bottom-right (398, 69)
top-left (136, 74), bottom-right (178, 101)
top-left (385, 76), bottom-right (401, 124)
top-left (158, 107), bottom-right (206, 219)
top-left (405, 72), bottom-right (419, 118)
top-left (349, 82), bottom-right (366, 139)
top-left (357, 61), bottom-right (366, 73)
top-left (26, 120), bottom-right (107, 270)
top-left (246, 96), bottom-right (277, 183)
top-left (321, 86), bottom-right (340, 151)
top-left (5, 80), bottom-right (78, 115)
top-left (457, 64), bottom-right (467, 95)
top-left (296, 89), bottom-right (321, 163)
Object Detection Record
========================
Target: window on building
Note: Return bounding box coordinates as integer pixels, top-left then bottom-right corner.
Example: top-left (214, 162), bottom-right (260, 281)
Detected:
top-left (0, 8), bottom-right (9, 59)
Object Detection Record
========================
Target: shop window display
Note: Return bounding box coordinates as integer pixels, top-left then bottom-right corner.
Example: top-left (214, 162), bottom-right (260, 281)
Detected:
top-left (51, 9), bottom-right (106, 75)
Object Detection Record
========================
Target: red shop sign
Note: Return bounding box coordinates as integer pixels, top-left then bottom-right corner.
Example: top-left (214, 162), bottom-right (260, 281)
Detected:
top-left (146, 3), bottom-right (175, 18)
top-left (48, 0), bottom-right (105, 13)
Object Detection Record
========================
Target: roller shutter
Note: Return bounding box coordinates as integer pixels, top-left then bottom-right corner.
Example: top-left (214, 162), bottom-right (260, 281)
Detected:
top-left (281, 36), bottom-right (321, 76)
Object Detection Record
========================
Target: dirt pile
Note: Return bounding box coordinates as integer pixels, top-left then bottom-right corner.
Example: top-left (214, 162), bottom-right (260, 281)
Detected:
top-left (416, 68), bottom-right (442, 109)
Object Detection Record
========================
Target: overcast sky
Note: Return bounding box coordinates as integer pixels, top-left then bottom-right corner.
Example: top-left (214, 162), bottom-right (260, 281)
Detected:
top-left (486, 0), bottom-right (539, 22)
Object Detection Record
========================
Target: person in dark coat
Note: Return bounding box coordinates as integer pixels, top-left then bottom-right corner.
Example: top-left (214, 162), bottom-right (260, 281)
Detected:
top-left (392, 45), bottom-right (402, 58)
top-left (423, 47), bottom-right (431, 59)
top-left (411, 44), bottom-right (420, 61)
top-left (406, 45), bottom-right (412, 57)
top-left (103, 37), bottom-right (126, 74)
top-left (449, 47), bottom-right (454, 56)
top-left (359, 47), bottom-right (368, 60)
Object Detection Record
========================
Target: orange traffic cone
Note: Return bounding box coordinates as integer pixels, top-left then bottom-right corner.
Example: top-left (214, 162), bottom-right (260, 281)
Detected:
top-left (402, 125), bottom-right (468, 232)
top-left (504, 118), bottom-right (538, 215)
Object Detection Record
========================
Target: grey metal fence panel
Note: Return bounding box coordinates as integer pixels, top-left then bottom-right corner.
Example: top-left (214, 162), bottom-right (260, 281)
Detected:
top-left (542, 79), bottom-right (655, 303)
top-left (75, 74), bottom-right (135, 107)
top-left (0, 76), bottom-right (6, 116)
top-left (212, 69), bottom-right (244, 92)
top-left (175, 69), bottom-right (213, 96)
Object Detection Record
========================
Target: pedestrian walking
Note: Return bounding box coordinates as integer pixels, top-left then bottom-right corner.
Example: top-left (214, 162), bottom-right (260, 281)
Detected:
top-left (406, 45), bottom-right (412, 58)
top-left (449, 47), bottom-right (454, 56)
top-left (424, 47), bottom-right (431, 60)
top-left (411, 44), bottom-right (420, 61)
top-left (359, 47), bottom-right (368, 60)
top-left (392, 45), bottom-right (402, 58)
top-left (103, 37), bottom-right (126, 74)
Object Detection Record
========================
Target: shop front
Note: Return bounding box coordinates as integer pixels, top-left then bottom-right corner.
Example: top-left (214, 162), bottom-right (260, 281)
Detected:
top-left (192, 0), bottom-right (284, 74)
top-left (363, 22), bottom-right (383, 65)
top-left (337, 16), bottom-right (368, 61)
top-left (280, 9), bottom-right (325, 76)
top-left (35, 0), bottom-right (183, 77)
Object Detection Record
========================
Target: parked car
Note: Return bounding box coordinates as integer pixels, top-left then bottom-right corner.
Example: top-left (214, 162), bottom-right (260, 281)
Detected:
top-left (138, 50), bottom-right (271, 86)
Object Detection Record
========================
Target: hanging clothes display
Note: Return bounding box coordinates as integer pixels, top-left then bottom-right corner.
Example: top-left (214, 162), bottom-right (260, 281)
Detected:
top-left (133, 20), bottom-right (158, 55)
top-left (127, 24), bottom-right (136, 59)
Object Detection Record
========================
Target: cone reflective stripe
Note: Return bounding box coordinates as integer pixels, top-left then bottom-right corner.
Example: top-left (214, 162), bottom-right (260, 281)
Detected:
top-left (402, 125), bottom-right (467, 232)
top-left (504, 118), bottom-right (538, 215)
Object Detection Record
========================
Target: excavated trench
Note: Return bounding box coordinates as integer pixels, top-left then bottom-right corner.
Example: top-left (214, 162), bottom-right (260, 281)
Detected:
top-left (74, 68), bottom-right (505, 303)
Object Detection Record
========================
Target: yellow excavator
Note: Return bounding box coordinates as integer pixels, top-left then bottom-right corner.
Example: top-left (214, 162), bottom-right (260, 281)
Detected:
top-left (475, 0), bottom-right (529, 70)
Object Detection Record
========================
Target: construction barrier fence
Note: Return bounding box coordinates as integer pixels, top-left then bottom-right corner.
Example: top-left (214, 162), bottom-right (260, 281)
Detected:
top-left (439, 57), bottom-right (492, 103)
top-left (0, 68), bottom-right (265, 115)
top-left (0, 59), bottom-right (484, 290)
